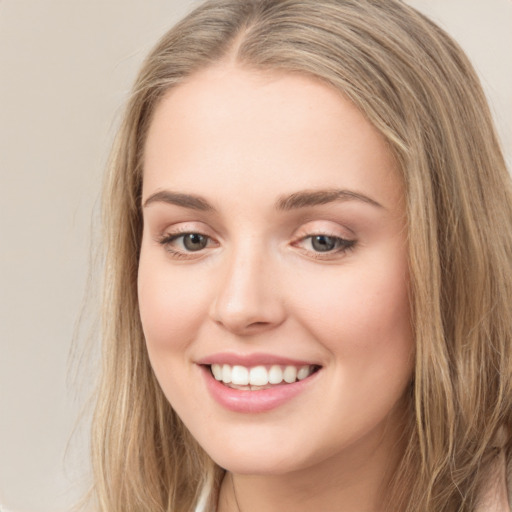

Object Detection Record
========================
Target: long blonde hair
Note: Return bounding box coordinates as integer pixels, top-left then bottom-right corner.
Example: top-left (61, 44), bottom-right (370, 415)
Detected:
top-left (91, 1), bottom-right (512, 510)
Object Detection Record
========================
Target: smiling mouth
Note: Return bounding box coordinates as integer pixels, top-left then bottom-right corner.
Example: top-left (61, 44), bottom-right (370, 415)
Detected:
top-left (208, 363), bottom-right (321, 390)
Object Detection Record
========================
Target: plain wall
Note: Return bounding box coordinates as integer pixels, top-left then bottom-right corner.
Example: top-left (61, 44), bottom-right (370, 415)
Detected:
top-left (0, 1), bottom-right (510, 511)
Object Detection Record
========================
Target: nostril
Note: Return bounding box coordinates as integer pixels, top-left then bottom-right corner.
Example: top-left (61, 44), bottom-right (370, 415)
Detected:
top-left (247, 320), bottom-right (271, 329)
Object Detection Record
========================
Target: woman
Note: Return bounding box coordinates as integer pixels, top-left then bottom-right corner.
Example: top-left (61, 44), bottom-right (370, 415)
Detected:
top-left (90, 0), bottom-right (512, 510)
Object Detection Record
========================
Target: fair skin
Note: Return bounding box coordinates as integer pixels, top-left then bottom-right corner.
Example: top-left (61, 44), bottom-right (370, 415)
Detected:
top-left (138, 64), bottom-right (414, 512)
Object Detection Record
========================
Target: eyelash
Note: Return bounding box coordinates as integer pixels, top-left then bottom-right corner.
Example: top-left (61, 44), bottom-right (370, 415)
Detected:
top-left (294, 233), bottom-right (357, 260)
top-left (157, 230), bottom-right (215, 259)
top-left (156, 230), bottom-right (357, 260)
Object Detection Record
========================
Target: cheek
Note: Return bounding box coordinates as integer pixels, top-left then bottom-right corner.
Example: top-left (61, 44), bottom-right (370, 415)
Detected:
top-left (289, 253), bottom-right (412, 362)
top-left (137, 255), bottom-right (209, 355)
top-left (137, 256), bottom-right (212, 411)
top-left (291, 257), bottom-right (414, 430)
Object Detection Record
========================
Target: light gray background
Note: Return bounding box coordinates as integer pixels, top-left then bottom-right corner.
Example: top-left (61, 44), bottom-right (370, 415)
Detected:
top-left (1, 1), bottom-right (511, 511)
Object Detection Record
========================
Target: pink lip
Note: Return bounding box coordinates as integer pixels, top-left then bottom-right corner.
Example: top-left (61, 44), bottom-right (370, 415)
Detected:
top-left (198, 363), bottom-right (321, 414)
top-left (196, 352), bottom-right (318, 367)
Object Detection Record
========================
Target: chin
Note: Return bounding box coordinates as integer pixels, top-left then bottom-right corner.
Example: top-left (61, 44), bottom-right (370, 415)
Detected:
top-left (210, 449), bottom-right (310, 476)
top-left (191, 426), bottom-right (332, 477)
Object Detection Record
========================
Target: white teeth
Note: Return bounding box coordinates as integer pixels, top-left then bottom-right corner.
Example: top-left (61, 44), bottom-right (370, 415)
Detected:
top-left (249, 366), bottom-right (268, 386)
top-left (283, 366), bottom-right (297, 383)
top-left (222, 364), bottom-right (232, 383)
top-left (210, 363), bottom-right (317, 387)
top-left (297, 366), bottom-right (310, 380)
top-left (231, 365), bottom-right (249, 385)
top-left (211, 364), bottom-right (222, 380)
top-left (268, 365), bottom-right (283, 384)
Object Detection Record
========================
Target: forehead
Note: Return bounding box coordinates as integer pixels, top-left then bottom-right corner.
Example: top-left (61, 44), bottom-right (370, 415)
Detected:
top-left (142, 64), bottom-right (403, 211)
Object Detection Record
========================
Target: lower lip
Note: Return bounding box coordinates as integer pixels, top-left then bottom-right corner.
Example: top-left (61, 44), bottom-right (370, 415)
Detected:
top-left (200, 365), bottom-right (320, 413)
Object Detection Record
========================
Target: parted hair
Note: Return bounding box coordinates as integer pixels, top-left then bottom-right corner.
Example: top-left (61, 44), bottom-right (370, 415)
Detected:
top-left (90, 1), bottom-right (512, 510)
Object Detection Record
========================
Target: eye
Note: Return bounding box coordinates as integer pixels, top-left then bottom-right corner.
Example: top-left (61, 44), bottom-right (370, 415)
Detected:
top-left (158, 231), bottom-right (215, 257)
top-left (310, 235), bottom-right (340, 252)
top-left (179, 233), bottom-right (209, 251)
top-left (295, 233), bottom-right (356, 257)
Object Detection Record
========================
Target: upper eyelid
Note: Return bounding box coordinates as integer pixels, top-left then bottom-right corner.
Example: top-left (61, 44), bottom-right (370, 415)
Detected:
top-left (157, 222), bottom-right (216, 237)
top-left (147, 210), bottom-right (357, 235)
top-left (292, 222), bottom-right (356, 240)
top-left (155, 219), bottom-right (357, 243)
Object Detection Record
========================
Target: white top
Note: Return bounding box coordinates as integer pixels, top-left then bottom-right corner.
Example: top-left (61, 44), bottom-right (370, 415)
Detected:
top-left (194, 485), bottom-right (211, 512)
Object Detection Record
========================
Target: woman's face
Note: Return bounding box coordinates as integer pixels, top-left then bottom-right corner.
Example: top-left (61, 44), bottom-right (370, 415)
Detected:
top-left (138, 65), bottom-right (414, 476)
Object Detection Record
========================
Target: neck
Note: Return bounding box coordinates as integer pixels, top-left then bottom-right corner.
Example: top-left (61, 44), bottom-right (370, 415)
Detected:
top-left (217, 413), bottom-right (407, 512)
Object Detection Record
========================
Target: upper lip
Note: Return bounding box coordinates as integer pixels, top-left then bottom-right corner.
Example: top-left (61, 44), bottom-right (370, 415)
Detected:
top-left (196, 352), bottom-right (321, 367)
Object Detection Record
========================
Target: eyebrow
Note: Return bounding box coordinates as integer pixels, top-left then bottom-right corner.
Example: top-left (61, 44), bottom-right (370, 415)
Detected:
top-left (276, 188), bottom-right (384, 210)
top-left (142, 188), bottom-right (383, 211)
top-left (143, 190), bottom-right (216, 211)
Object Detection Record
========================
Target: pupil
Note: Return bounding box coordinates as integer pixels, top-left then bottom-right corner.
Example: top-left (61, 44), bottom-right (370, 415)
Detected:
top-left (184, 233), bottom-right (207, 251)
top-left (312, 235), bottom-right (336, 252)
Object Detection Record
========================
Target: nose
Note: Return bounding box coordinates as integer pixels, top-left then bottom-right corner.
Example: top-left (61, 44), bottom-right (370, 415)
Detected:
top-left (209, 242), bottom-right (286, 335)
